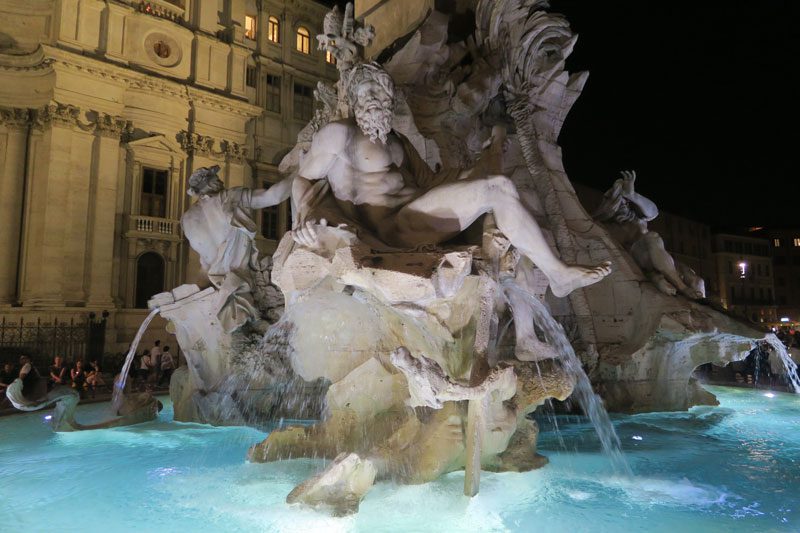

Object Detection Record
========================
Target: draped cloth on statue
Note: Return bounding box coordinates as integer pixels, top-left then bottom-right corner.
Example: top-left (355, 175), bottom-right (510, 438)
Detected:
top-left (182, 187), bottom-right (262, 332)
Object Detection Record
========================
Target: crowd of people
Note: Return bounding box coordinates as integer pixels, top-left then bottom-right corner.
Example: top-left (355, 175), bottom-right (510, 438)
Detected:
top-left (130, 340), bottom-right (176, 391)
top-left (1, 339), bottom-right (178, 407)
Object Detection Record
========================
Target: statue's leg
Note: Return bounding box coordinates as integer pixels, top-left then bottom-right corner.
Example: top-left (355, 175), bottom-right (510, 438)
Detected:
top-left (506, 287), bottom-right (559, 361)
top-left (395, 177), bottom-right (611, 297)
top-left (640, 232), bottom-right (702, 299)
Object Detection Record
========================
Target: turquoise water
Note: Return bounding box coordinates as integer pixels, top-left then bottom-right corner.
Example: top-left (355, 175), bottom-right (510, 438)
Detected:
top-left (0, 385), bottom-right (798, 532)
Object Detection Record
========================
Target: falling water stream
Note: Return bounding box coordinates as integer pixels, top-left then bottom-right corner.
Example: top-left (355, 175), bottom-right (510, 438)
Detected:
top-left (112, 307), bottom-right (160, 412)
top-left (763, 333), bottom-right (800, 393)
top-left (502, 279), bottom-right (632, 476)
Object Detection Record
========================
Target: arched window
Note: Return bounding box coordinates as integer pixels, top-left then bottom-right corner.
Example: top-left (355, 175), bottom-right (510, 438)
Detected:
top-left (296, 26), bottom-right (310, 54)
top-left (268, 15), bottom-right (280, 44)
top-left (325, 50), bottom-right (336, 64)
top-left (135, 252), bottom-right (165, 309)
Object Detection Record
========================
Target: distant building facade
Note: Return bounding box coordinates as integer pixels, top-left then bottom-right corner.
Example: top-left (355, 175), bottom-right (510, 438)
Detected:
top-left (0, 0), bottom-right (335, 356)
top-left (711, 233), bottom-right (776, 324)
top-left (752, 228), bottom-right (800, 325)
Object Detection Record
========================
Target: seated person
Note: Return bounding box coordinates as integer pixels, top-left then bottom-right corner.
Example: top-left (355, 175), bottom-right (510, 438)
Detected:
top-left (0, 362), bottom-right (15, 392)
top-left (48, 356), bottom-right (68, 391)
top-left (71, 360), bottom-right (88, 391)
top-left (86, 359), bottom-right (105, 396)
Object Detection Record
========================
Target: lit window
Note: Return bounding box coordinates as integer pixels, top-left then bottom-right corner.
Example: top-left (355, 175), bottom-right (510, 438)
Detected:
top-left (794, 238), bottom-right (800, 247)
top-left (265, 74), bottom-right (281, 113)
top-left (246, 66), bottom-right (257, 88)
top-left (296, 26), bottom-right (310, 54)
top-left (293, 82), bottom-right (314, 120)
top-left (326, 50), bottom-right (336, 64)
top-left (244, 14), bottom-right (257, 40)
top-left (268, 16), bottom-right (280, 44)
top-left (774, 238), bottom-right (781, 247)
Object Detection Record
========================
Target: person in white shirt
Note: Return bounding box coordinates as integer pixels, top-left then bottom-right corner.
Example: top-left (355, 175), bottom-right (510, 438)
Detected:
top-left (138, 350), bottom-right (152, 388)
top-left (150, 340), bottom-right (163, 381)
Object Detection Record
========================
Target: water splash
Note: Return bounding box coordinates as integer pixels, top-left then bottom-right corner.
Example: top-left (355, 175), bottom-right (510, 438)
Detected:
top-left (763, 334), bottom-right (800, 393)
top-left (502, 279), bottom-right (632, 476)
top-left (112, 307), bottom-right (160, 412)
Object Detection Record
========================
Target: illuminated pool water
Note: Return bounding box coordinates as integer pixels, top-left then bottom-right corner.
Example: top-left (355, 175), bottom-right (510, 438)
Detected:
top-left (1, 386), bottom-right (798, 532)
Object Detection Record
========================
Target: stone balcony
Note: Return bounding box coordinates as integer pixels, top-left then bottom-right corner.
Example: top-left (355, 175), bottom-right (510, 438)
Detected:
top-left (125, 214), bottom-right (182, 241)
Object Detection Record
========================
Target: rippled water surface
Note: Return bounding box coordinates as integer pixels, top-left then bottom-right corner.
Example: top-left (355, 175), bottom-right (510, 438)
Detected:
top-left (1, 386), bottom-right (798, 532)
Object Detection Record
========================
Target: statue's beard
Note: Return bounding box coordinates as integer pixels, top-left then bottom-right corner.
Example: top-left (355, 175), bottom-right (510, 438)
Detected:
top-left (354, 105), bottom-right (392, 144)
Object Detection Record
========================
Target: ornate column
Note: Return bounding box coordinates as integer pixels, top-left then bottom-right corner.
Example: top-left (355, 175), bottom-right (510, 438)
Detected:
top-left (86, 113), bottom-right (131, 307)
top-left (0, 108), bottom-right (29, 305)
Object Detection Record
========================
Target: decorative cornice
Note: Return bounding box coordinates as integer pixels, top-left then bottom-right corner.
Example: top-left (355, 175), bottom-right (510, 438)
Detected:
top-left (95, 112), bottom-right (135, 139)
top-left (0, 107), bottom-right (31, 129)
top-left (32, 102), bottom-right (93, 130)
top-left (177, 130), bottom-right (247, 163)
top-left (23, 101), bottom-right (134, 140)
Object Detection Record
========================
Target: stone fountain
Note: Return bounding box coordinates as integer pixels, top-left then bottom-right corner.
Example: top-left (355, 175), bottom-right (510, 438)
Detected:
top-left (150, 0), bottom-right (764, 515)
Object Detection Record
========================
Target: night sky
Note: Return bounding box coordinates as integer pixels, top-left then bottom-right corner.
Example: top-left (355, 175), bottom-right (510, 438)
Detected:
top-left (551, 0), bottom-right (797, 228)
top-left (326, 1), bottom-right (797, 227)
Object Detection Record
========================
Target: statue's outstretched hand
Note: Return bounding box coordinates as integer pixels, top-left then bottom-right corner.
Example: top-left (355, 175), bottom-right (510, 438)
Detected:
top-left (620, 170), bottom-right (636, 196)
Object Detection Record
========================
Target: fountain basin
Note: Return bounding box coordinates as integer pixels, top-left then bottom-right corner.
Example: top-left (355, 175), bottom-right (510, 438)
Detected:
top-left (1, 387), bottom-right (798, 531)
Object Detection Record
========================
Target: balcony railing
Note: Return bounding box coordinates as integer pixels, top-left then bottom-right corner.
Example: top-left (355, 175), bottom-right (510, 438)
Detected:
top-left (126, 215), bottom-right (181, 240)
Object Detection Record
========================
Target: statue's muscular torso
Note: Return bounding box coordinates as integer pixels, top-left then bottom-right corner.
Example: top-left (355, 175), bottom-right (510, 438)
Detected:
top-left (299, 119), bottom-right (420, 235)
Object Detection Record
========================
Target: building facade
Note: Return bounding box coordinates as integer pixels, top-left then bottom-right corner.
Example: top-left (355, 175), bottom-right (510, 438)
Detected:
top-left (0, 0), bottom-right (335, 357)
top-left (711, 233), bottom-right (776, 324)
top-left (752, 228), bottom-right (800, 325)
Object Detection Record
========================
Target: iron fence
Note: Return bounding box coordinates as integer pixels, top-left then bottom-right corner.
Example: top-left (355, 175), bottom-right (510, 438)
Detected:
top-left (0, 315), bottom-right (106, 370)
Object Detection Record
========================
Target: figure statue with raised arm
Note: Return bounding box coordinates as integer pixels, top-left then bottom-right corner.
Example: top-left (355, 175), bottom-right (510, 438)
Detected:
top-left (594, 170), bottom-right (705, 299)
top-left (181, 165), bottom-right (291, 331)
top-left (291, 62), bottom-right (611, 299)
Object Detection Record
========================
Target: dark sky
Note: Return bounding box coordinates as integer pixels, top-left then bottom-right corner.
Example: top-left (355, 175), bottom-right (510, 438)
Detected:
top-left (551, 0), bottom-right (797, 228)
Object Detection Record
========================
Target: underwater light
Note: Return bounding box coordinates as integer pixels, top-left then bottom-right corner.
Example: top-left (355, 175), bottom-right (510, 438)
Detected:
top-left (632, 435), bottom-right (643, 441)
top-left (764, 392), bottom-right (776, 398)
top-left (43, 415), bottom-right (52, 421)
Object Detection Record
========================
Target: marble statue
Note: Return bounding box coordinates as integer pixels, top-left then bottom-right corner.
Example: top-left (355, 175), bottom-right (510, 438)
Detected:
top-left (291, 61), bottom-right (611, 299)
top-left (594, 170), bottom-right (705, 299)
top-left (182, 164), bottom-right (290, 331)
top-left (146, 0), bottom-right (768, 516)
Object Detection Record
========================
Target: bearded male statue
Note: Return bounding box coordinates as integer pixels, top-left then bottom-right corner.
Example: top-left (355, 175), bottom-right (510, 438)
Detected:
top-left (291, 62), bottom-right (611, 299)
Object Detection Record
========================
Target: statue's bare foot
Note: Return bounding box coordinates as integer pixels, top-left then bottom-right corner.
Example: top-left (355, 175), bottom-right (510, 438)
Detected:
top-left (549, 261), bottom-right (612, 298)
top-left (515, 336), bottom-right (559, 361)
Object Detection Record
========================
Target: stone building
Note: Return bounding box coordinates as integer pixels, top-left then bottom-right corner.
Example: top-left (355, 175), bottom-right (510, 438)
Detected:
top-left (752, 228), bottom-right (800, 325)
top-left (0, 0), bottom-right (335, 357)
top-left (711, 232), bottom-right (776, 324)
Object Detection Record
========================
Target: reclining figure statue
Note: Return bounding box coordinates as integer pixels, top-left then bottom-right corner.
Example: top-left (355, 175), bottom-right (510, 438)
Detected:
top-left (291, 61), bottom-right (612, 299)
top-left (595, 170), bottom-right (704, 299)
